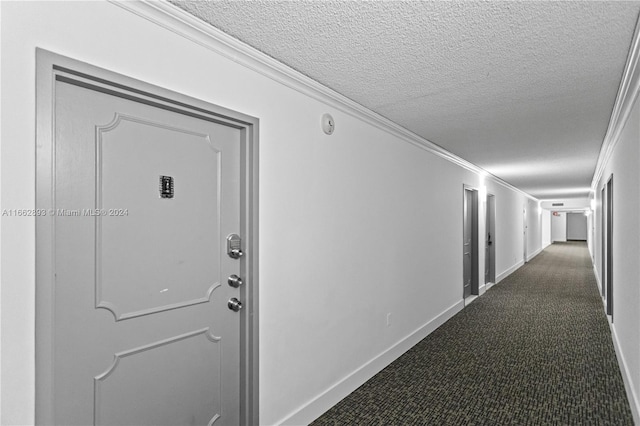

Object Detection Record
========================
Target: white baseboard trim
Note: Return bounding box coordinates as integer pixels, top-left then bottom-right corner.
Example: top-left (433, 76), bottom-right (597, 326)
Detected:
top-left (278, 299), bottom-right (465, 425)
top-left (526, 247), bottom-right (543, 262)
top-left (496, 260), bottom-right (524, 284)
top-left (610, 323), bottom-right (640, 425)
top-left (485, 282), bottom-right (495, 291)
top-left (593, 263), bottom-right (603, 295)
top-left (479, 284), bottom-right (487, 296)
top-left (464, 295), bottom-right (479, 306)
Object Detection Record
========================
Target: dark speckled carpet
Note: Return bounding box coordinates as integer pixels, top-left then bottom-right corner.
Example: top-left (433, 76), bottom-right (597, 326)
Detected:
top-left (311, 242), bottom-right (633, 425)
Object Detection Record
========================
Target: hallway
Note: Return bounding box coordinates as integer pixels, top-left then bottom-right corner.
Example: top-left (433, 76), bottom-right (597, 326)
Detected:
top-left (4, 3), bottom-right (640, 424)
top-left (312, 242), bottom-right (632, 425)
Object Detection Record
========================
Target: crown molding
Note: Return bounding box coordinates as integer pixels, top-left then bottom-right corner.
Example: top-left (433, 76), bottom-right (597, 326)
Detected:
top-left (591, 13), bottom-right (640, 190)
top-left (109, 0), bottom-right (537, 201)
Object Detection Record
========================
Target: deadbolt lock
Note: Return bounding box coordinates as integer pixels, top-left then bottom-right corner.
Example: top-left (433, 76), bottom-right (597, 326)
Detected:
top-left (228, 274), bottom-right (243, 288)
top-left (227, 234), bottom-right (243, 259)
top-left (228, 298), bottom-right (243, 312)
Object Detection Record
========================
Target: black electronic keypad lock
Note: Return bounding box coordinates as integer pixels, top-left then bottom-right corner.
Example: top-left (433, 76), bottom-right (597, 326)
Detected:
top-left (159, 175), bottom-right (174, 199)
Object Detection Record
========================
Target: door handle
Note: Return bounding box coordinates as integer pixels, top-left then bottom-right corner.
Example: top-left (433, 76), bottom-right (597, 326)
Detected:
top-left (228, 298), bottom-right (243, 312)
top-left (229, 249), bottom-right (243, 259)
top-left (228, 274), bottom-right (243, 288)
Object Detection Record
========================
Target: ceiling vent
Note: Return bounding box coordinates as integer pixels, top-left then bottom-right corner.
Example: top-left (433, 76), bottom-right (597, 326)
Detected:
top-left (552, 203), bottom-right (564, 206)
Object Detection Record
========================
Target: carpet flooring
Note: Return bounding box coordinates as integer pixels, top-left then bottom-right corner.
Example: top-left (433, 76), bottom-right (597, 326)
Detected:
top-left (311, 242), bottom-right (633, 425)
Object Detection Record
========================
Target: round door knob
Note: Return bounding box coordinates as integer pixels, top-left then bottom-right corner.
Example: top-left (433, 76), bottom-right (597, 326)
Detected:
top-left (229, 249), bottom-right (243, 259)
top-left (228, 298), bottom-right (243, 312)
top-left (228, 274), bottom-right (243, 288)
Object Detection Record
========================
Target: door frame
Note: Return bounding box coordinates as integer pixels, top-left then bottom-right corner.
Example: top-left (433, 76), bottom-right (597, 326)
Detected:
top-left (462, 185), bottom-right (479, 298)
top-left (605, 175), bottom-right (614, 319)
top-left (35, 49), bottom-right (260, 425)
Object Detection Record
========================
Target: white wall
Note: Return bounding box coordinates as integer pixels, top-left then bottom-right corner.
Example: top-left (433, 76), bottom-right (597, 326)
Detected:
top-left (541, 209), bottom-right (553, 249)
top-left (551, 212), bottom-right (567, 242)
top-left (593, 90), bottom-right (640, 421)
top-left (488, 182), bottom-right (530, 282)
top-left (541, 209), bottom-right (552, 249)
top-left (540, 198), bottom-right (589, 210)
top-left (526, 198), bottom-right (542, 260)
top-left (0, 2), bottom-right (542, 424)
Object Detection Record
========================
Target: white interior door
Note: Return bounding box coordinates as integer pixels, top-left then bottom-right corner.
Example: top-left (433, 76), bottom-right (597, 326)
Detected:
top-left (463, 189), bottom-right (473, 298)
top-left (51, 77), bottom-right (242, 425)
top-left (484, 194), bottom-right (494, 285)
top-left (567, 213), bottom-right (588, 240)
top-left (523, 207), bottom-right (528, 262)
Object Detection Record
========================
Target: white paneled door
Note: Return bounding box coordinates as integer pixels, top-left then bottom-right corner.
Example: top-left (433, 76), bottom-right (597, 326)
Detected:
top-left (463, 188), bottom-right (474, 298)
top-left (50, 77), bottom-right (243, 425)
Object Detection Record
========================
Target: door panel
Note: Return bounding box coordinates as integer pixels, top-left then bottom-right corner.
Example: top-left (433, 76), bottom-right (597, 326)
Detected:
top-left (94, 329), bottom-right (221, 426)
top-left (97, 115), bottom-right (223, 319)
top-left (606, 177), bottom-right (613, 318)
top-left (484, 194), bottom-right (495, 285)
top-left (601, 187), bottom-right (606, 297)
top-left (523, 208), bottom-right (527, 262)
top-left (53, 79), bottom-right (241, 425)
top-left (484, 245), bottom-right (489, 284)
top-left (463, 189), bottom-right (472, 298)
top-left (566, 213), bottom-right (588, 241)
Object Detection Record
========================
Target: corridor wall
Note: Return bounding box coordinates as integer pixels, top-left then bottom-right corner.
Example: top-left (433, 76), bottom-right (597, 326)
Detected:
top-left (591, 28), bottom-right (640, 422)
top-left (526, 198), bottom-right (542, 260)
top-left (542, 210), bottom-right (552, 248)
top-left (551, 212), bottom-right (568, 242)
top-left (0, 2), bottom-right (542, 424)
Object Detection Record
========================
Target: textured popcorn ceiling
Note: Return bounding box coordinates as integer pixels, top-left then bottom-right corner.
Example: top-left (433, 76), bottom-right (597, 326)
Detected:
top-left (170, 0), bottom-right (640, 199)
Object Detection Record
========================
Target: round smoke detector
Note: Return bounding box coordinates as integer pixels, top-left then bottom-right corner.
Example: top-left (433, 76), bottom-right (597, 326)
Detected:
top-left (321, 113), bottom-right (335, 135)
